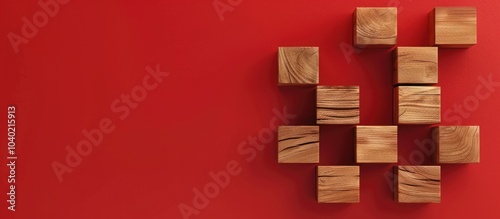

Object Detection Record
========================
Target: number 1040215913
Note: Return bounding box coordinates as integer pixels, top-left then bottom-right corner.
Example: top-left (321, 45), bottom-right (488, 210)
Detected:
top-left (8, 106), bottom-right (15, 156)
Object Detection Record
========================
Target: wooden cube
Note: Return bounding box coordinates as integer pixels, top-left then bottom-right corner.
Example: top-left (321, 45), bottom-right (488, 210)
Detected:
top-left (317, 166), bottom-right (360, 203)
top-left (317, 86), bottom-right (360, 124)
top-left (394, 86), bottom-right (440, 124)
top-left (278, 47), bottom-right (319, 85)
top-left (430, 7), bottom-right (477, 48)
top-left (278, 126), bottom-right (319, 163)
top-left (354, 7), bottom-right (397, 48)
top-left (394, 166), bottom-right (441, 203)
top-left (356, 126), bottom-right (397, 163)
top-left (393, 47), bottom-right (438, 85)
top-left (435, 126), bottom-right (480, 163)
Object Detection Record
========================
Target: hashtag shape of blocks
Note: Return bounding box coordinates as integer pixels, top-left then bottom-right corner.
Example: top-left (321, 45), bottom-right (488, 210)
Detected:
top-left (276, 6), bottom-right (480, 204)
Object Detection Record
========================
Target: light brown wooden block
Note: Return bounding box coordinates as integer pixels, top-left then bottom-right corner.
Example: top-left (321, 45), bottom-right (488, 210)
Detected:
top-left (317, 86), bottom-right (360, 124)
top-left (430, 7), bottom-right (477, 48)
top-left (393, 47), bottom-right (438, 85)
top-left (435, 126), bottom-right (480, 163)
top-left (278, 126), bottom-right (319, 163)
top-left (394, 166), bottom-right (441, 203)
top-left (356, 126), bottom-right (397, 163)
top-left (394, 86), bottom-right (441, 124)
top-left (278, 47), bottom-right (319, 85)
top-left (354, 7), bottom-right (397, 48)
top-left (317, 166), bottom-right (360, 203)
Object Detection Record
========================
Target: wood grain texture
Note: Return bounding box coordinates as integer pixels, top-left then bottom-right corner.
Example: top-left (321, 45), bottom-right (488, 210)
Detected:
top-left (435, 126), bottom-right (480, 163)
top-left (317, 166), bottom-right (360, 203)
top-left (394, 166), bottom-right (441, 203)
top-left (394, 86), bottom-right (441, 124)
top-left (356, 126), bottom-right (397, 163)
top-left (393, 47), bottom-right (438, 85)
top-left (278, 47), bottom-right (319, 85)
top-left (317, 86), bottom-right (360, 124)
top-left (354, 7), bottom-right (397, 47)
top-left (278, 126), bottom-right (319, 163)
top-left (430, 7), bottom-right (477, 48)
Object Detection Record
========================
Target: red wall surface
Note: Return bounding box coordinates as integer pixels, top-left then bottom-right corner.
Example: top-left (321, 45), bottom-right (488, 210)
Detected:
top-left (1, 0), bottom-right (500, 218)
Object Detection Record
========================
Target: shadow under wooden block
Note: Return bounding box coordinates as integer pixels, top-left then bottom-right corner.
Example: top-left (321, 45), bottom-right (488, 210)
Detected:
top-left (394, 166), bottom-right (441, 203)
top-left (317, 166), bottom-right (360, 203)
top-left (393, 47), bottom-right (438, 85)
top-left (278, 47), bottom-right (319, 86)
top-left (356, 126), bottom-right (398, 163)
top-left (394, 86), bottom-right (441, 124)
top-left (354, 7), bottom-right (397, 48)
top-left (435, 126), bottom-right (480, 163)
top-left (429, 7), bottom-right (477, 48)
top-left (317, 86), bottom-right (360, 124)
top-left (278, 126), bottom-right (319, 163)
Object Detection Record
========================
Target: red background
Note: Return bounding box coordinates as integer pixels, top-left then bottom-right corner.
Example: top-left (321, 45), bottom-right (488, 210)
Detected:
top-left (1, 0), bottom-right (500, 218)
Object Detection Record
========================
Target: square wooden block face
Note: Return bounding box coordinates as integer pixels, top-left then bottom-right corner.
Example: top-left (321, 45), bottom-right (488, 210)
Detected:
top-left (394, 166), bottom-right (441, 203)
top-left (430, 7), bottom-right (477, 48)
top-left (356, 126), bottom-right (398, 163)
top-left (317, 86), bottom-right (360, 124)
top-left (278, 47), bottom-right (319, 85)
top-left (354, 7), bottom-right (397, 48)
top-left (394, 47), bottom-right (438, 85)
top-left (435, 126), bottom-right (480, 163)
top-left (317, 166), bottom-right (360, 203)
top-left (394, 86), bottom-right (441, 124)
top-left (278, 126), bottom-right (319, 163)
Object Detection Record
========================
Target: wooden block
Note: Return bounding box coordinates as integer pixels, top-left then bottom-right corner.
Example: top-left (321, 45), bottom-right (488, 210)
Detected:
top-left (394, 86), bottom-right (441, 124)
top-left (435, 126), bottom-right (480, 163)
top-left (430, 7), bottom-right (477, 48)
top-left (278, 47), bottom-right (319, 85)
top-left (394, 166), bottom-right (441, 203)
top-left (317, 166), bottom-right (360, 203)
top-left (317, 86), bottom-right (360, 124)
top-left (393, 47), bottom-right (438, 85)
top-left (354, 7), bottom-right (397, 48)
top-left (356, 126), bottom-right (397, 163)
top-left (278, 126), bottom-right (319, 163)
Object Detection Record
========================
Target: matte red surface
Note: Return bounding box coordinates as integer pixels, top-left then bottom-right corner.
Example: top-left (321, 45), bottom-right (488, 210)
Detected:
top-left (1, 0), bottom-right (500, 218)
